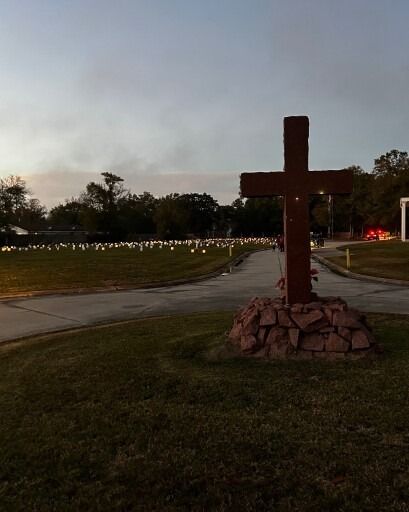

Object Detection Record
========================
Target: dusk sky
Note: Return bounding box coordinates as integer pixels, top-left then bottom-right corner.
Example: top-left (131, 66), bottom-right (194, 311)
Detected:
top-left (1, 0), bottom-right (408, 208)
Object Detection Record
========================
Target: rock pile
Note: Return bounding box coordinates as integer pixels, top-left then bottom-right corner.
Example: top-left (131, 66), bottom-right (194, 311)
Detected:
top-left (228, 296), bottom-right (380, 360)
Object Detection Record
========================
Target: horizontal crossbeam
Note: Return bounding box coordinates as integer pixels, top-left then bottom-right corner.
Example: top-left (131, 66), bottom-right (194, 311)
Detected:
top-left (240, 169), bottom-right (353, 198)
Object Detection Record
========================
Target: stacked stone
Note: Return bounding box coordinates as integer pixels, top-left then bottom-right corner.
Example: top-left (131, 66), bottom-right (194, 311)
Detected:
top-left (228, 296), bottom-right (379, 360)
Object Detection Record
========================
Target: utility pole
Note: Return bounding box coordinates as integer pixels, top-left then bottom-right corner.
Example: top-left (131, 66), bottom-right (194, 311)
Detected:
top-left (327, 194), bottom-right (333, 238)
top-left (331, 194), bottom-right (334, 239)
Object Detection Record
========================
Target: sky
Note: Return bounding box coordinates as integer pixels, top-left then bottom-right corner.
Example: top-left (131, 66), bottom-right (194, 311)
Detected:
top-left (1, 0), bottom-right (408, 208)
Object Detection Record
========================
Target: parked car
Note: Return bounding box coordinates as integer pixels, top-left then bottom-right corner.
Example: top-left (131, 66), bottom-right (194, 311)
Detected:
top-left (364, 230), bottom-right (379, 241)
top-left (310, 233), bottom-right (324, 248)
top-left (364, 228), bottom-right (389, 241)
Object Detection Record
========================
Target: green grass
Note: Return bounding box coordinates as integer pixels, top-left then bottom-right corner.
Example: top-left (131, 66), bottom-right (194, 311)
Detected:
top-left (328, 240), bottom-right (409, 281)
top-left (1, 312), bottom-right (409, 511)
top-left (0, 244), bottom-right (259, 294)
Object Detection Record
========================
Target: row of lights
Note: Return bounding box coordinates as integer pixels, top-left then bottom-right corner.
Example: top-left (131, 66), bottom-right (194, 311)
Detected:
top-left (1, 237), bottom-right (275, 253)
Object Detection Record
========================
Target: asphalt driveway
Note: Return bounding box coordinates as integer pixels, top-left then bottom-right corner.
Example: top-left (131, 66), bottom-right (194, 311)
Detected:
top-left (0, 248), bottom-right (408, 342)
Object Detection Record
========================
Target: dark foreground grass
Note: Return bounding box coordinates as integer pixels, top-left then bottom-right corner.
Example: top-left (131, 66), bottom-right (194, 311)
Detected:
top-left (1, 312), bottom-right (409, 511)
top-left (328, 240), bottom-right (409, 281)
top-left (0, 245), bottom-right (257, 294)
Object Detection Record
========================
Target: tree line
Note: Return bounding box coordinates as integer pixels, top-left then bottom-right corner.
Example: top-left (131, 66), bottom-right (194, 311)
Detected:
top-left (1, 149), bottom-right (408, 241)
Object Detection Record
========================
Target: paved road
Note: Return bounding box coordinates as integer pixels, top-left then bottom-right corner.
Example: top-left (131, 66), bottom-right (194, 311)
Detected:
top-left (1, 248), bottom-right (408, 342)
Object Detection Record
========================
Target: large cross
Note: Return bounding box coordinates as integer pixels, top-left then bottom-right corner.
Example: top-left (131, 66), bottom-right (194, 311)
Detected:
top-left (241, 116), bottom-right (353, 304)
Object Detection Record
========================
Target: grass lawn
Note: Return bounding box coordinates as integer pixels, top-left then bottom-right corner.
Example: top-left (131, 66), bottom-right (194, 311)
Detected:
top-left (0, 244), bottom-right (260, 294)
top-left (327, 240), bottom-right (409, 281)
top-left (1, 312), bottom-right (409, 511)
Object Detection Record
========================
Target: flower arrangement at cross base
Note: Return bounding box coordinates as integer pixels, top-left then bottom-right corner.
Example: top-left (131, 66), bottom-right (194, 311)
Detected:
top-left (275, 268), bottom-right (319, 296)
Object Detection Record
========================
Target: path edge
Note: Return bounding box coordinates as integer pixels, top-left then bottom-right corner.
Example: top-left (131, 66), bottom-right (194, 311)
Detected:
top-left (0, 248), bottom-right (269, 301)
top-left (312, 253), bottom-right (409, 287)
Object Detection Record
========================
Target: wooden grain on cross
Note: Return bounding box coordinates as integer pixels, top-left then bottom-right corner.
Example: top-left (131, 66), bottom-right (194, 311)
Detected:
top-left (241, 116), bottom-right (353, 304)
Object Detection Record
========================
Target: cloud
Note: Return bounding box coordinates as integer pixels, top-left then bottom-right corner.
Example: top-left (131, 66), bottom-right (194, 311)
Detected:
top-left (23, 169), bottom-right (241, 209)
top-left (2, 0), bottom-right (409, 209)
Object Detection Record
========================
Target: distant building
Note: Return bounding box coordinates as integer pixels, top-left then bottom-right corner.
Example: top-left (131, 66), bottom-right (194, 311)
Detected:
top-left (1, 225), bottom-right (87, 246)
top-left (7, 224), bottom-right (29, 235)
top-left (28, 226), bottom-right (87, 244)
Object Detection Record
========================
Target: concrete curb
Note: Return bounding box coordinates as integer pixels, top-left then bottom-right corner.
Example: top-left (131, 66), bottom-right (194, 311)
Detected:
top-left (0, 248), bottom-right (266, 302)
top-left (0, 309), bottom-right (237, 349)
top-left (312, 253), bottom-right (409, 288)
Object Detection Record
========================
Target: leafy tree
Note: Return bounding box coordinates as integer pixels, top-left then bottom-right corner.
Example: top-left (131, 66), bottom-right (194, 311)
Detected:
top-left (0, 175), bottom-right (47, 231)
top-left (81, 173), bottom-right (126, 211)
top-left (228, 198), bottom-right (245, 236)
top-left (216, 204), bottom-right (236, 236)
top-left (178, 193), bottom-right (219, 235)
top-left (118, 192), bottom-right (158, 236)
top-left (154, 195), bottom-right (188, 239)
top-left (373, 150), bottom-right (409, 178)
top-left (346, 166), bottom-right (375, 236)
top-left (80, 172), bottom-right (128, 238)
top-left (310, 195), bottom-right (329, 233)
top-left (17, 199), bottom-right (47, 231)
top-left (48, 199), bottom-right (83, 227)
top-left (0, 175), bottom-right (29, 227)
top-left (310, 167), bottom-right (375, 237)
top-left (232, 197), bottom-right (282, 236)
top-left (371, 150), bottom-right (409, 232)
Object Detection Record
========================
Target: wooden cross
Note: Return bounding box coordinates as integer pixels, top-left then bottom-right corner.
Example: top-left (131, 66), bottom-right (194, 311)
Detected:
top-left (241, 116), bottom-right (353, 304)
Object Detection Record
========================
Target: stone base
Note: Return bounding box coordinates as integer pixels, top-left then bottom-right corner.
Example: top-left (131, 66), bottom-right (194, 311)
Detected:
top-left (228, 296), bottom-right (381, 360)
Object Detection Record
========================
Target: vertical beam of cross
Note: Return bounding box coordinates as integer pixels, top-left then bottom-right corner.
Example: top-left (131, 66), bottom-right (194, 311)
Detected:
top-left (283, 117), bottom-right (311, 303)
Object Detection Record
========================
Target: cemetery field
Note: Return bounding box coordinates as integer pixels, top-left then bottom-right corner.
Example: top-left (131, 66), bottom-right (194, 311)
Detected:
top-left (0, 243), bottom-right (261, 294)
top-left (328, 240), bottom-right (409, 281)
top-left (1, 312), bottom-right (409, 511)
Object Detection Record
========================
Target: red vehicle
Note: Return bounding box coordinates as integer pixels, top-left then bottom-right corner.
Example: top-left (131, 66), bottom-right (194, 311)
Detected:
top-left (364, 228), bottom-right (387, 241)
